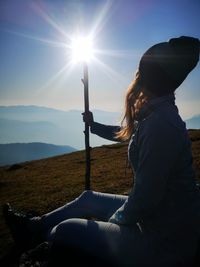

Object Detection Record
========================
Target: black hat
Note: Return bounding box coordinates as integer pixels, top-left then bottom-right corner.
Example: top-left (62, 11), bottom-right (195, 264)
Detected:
top-left (139, 36), bottom-right (200, 96)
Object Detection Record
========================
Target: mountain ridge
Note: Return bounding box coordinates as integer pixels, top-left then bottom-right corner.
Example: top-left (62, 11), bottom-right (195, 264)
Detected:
top-left (0, 105), bottom-right (121, 149)
top-left (0, 105), bottom-right (199, 150)
top-left (185, 114), bottom-right (200, 129)
top-left (0, 142), bottom-right (76, 166)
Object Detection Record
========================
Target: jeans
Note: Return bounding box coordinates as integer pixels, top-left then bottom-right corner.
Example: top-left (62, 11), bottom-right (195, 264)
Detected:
top-left (34, 191), bottom-right (153, 265)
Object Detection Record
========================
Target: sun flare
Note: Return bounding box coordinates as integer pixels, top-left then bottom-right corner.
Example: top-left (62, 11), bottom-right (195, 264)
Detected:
top-left (70, 36), bottom-right (94, 63)
top-left (10, 1), bottom-right (127, 92)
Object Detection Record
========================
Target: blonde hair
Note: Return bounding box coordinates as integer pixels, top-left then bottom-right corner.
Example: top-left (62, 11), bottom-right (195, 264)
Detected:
top-left (116, 71), bottom-right (148, 141)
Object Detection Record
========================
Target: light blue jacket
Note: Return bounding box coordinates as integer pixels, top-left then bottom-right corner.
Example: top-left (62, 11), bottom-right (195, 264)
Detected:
top-left (91, 94), bottom-right (200, 239)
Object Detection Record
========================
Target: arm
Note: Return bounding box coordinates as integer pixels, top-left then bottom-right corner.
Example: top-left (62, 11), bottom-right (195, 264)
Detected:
top-left (82, 111), bottom-right (121, 142)
top-left (90, 121), bottom-right (121, 142)
top-left (109, 116), bottom-right (182, 225)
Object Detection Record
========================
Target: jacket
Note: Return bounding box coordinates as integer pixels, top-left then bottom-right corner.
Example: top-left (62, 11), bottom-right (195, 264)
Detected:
top-left (91, 94), bottom-right (200, 235)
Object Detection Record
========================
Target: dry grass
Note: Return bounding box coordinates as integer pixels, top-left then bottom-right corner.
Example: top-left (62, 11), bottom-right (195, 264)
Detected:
top-left (0, 129), bottom-right (199, 260)
top-left (0, 141), bottom-right (132, 259)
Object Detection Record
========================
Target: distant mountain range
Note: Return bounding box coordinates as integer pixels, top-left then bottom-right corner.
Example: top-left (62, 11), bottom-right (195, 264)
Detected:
top-left (0, 105), bottom-right (122, 165)
top-left (0, 142), bottom-right (76, 166)
top-left (185, 115), bottom-right (200, 129)
top-left (0, 105), bottom-right (199, 152)
top-left (0, 105), bottom-right (121, 150)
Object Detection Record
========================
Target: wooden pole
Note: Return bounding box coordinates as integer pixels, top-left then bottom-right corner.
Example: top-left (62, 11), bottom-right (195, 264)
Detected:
top-left (83, 62), bottom-right (91, 190)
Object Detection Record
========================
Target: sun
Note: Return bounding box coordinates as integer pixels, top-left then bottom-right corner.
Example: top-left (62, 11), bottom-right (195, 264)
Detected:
top-left (70, 35), bottom-right (94, 64)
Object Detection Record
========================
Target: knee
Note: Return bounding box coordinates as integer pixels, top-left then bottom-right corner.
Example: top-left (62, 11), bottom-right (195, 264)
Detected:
top-left (78, 190), bottom-right (94, 203)
top-left (52, 219), bottom-right (85, 245)
top-left (56, 218), bottom-right (77, 235)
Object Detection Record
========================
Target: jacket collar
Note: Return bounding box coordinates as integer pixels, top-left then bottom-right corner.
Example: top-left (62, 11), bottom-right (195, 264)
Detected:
top-left (136, 93), bottom-right (175, 121)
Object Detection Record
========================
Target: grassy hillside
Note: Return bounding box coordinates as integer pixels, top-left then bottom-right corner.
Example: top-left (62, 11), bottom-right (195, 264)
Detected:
top-left (0, 129), bottom-right (200, 261)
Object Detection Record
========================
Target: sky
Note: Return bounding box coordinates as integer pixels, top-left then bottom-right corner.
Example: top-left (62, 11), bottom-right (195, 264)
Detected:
top-left (0, 0), bottom-right (200, 120)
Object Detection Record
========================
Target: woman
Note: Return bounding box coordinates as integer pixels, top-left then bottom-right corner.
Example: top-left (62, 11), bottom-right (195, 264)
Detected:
top-left (3, 36), bottom-right (200, 266)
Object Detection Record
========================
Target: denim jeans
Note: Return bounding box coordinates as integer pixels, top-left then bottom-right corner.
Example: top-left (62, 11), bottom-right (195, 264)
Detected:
top-left (35, 191), bottom-right (155, 265)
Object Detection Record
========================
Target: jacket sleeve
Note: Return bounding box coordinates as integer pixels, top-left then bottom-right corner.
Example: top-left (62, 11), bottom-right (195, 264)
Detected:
top-left (90, 121), bottom-right (121, 142)
top-left (109, 116), bottom-right (183, 225)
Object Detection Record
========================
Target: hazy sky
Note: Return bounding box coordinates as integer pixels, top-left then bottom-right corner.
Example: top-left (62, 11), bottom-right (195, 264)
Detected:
top-left (0, 0), bottom-right (200, 119)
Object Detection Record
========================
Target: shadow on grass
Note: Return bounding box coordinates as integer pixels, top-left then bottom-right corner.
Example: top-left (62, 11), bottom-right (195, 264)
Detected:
top-left (0, 244), bottom-right (117, 267)
top-left (1, 241), bottom-right (200, 267)
top-left (0, 244), bottom-right (23, 267)
top-left (47, 245), bottom-right (117, 267)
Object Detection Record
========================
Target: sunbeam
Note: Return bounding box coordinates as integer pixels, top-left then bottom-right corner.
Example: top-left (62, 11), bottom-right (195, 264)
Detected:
top-left (93, 57), bottom-right (128, 86)
top-left (32, 2), bottom-right (70, 39)
top-left (2, 0), bottom-right (136, 103)
top-left (89, 0), bottom-right (113, 38)
top-left (95, 48), bottom-right (139, 59)
top-left (36, 61), bottom-right (74, 95)
top-left (2, 29), bottom-right (68, 48)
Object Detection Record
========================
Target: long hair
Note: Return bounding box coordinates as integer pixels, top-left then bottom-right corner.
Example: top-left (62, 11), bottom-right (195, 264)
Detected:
top-left (116, 71), bottom-right (148, 141)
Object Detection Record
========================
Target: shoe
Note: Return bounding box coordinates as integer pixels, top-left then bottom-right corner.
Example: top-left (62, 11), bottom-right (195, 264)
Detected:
top-left (2, 203), bottom-right (35, 248)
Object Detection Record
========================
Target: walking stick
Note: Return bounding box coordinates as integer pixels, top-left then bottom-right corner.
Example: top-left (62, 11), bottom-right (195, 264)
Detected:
top-left (70, 35), bottom-right (93, 190)
top-left (82, 62), bottom-right (91, 190)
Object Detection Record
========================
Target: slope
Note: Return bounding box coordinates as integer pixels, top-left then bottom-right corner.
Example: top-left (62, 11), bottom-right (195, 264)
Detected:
top-left (0, 129), bottom-right (199, 261)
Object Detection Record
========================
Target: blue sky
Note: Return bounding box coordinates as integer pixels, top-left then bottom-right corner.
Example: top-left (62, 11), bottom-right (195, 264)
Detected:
top-left (0, 0), bottom-right (200, 119)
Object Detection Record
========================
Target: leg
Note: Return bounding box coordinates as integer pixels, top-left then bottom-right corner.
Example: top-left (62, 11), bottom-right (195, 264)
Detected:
top-left (3, 191), bottom-right (127, 248)
top-left (48, 218), bottom-right (153, 266)
top-left (35, 190), bottom-right (127, 238)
